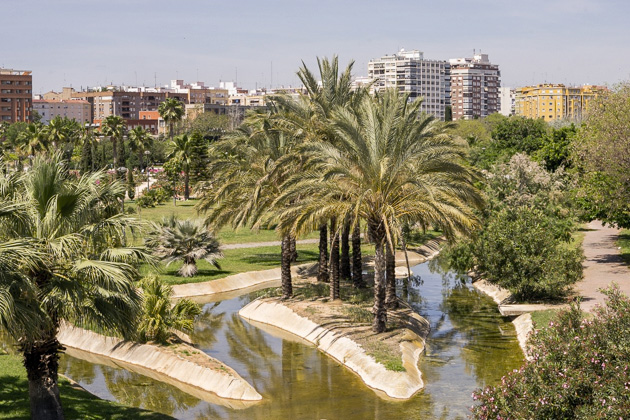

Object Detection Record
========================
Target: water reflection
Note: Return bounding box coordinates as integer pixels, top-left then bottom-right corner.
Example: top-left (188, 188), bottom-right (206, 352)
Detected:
top-left (60, 258), bottom-right (523, 419)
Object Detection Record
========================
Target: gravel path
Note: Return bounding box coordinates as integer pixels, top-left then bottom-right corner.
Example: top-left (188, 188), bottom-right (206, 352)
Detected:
top-left (575, 220), bottom-right (630, 312)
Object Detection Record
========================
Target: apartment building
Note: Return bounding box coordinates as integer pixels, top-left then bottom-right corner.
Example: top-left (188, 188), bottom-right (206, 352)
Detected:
top-left (515, 84), bottom-right (608, 122)
top-left (449, 54), bottom-right (500, 120)
top-left (33, 99), bottom-right (91, 124)
top-left (0, 68), bottom-right (33, 123)
top-left (499, 87), bottom-right (515, 116)
top-left (367, 49), bottom-right (451, 120)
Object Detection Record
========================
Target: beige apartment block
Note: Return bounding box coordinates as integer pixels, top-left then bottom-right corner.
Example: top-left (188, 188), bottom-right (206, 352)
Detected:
top-left (33, 99), bottom-right (91, 124)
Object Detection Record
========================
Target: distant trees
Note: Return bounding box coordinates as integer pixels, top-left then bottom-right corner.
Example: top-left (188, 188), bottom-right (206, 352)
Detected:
top-left (158, 98), bottom-right (184, 142)
top-left (572, 83), bottom-right (630, 228)
top-left (100, 115), bottom-right (126, 171)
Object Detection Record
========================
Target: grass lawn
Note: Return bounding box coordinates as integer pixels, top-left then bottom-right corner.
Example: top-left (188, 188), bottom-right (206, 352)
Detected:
top-left (151, 243), bottom-right (376, 286)
top-left (529, 309), bottom-right (561, 329)
top-left (126, 199), bottom-right (318, 245)
top-left (0, 354), bottom-right (172, 420)
top-left (619, 229), bottom-right (630, 265)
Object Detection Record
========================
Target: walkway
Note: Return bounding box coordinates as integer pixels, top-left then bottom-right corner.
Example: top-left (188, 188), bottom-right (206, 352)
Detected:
top-left (575, 220), bottom-right (630, 312)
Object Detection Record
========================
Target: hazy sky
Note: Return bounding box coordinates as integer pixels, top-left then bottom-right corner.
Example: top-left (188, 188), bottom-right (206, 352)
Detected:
top-left (5, 0), bottom-right (630, 94)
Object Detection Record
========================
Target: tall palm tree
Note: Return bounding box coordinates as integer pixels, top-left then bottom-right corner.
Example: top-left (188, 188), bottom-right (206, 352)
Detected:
top-left (100, 115), bottom-right (126, 171)
top-left (199, 107), bottom-right (301, 299)
top-left (127, 126), bottom-right (153, 171)
top-left (277, 90), bottom-right (483, 332)
top-left (0, 154), bottom-right (152, 419)
top-left (158, 98), bottom-right (184, 143)
top-left (166, 134), bottom-right (194, 200)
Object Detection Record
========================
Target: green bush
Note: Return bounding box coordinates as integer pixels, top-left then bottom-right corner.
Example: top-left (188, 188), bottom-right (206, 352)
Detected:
top-left (472, 287), bottom-right (630, 419)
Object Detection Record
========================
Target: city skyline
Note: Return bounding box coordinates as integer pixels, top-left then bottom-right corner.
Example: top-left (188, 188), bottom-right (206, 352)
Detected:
top-left (5, 0), bottom-right (630, 93)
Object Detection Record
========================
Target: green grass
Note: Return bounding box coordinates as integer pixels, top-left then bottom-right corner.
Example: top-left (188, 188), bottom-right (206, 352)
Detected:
top-left (530, 309), bottom-right (561, 329)
top-left (619, 229), bottom-right (630, 265)
top-left (405, 229), bottom-right (442, 248)
top-left (127, 199), bottom-right (318, 245)
top-left (362, 341), bottom-right (406, 372)
top-left (0, 354), bottom-right (172, 420)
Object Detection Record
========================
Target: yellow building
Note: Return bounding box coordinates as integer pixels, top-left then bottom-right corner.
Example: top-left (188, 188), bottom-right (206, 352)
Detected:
top-left (515, 84), bottom-right (607, 122)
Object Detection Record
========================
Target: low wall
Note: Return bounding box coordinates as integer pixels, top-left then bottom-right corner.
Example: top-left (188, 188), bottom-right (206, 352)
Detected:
top-left (171, 263), bottom-right (313, 299)
top-left (58, 324), bottom-right (262, 402)
top-left (239, 300), bottom-right (429, 400)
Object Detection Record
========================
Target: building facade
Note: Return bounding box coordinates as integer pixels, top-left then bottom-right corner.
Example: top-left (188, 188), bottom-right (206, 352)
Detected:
top-left (0, 68), bottom-right (33, 123)
top-left (515, 84), bottom-right (608, 122)
top-left (33, 99), bottom-right (91, 125)
top-left (449, 54), bottom-right (500, 120)
top-left (367, 49), bottom-right (451, 120)
top-left (499, 87), bottom-right (515, 116)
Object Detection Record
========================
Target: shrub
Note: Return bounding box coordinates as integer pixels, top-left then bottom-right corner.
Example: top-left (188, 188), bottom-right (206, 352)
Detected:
top-left (472, 287), bottom-right (630, 419)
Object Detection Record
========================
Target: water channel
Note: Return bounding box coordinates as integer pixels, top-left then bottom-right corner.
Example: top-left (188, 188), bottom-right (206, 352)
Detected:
top-left (60, 258), bottom-right (524, 419)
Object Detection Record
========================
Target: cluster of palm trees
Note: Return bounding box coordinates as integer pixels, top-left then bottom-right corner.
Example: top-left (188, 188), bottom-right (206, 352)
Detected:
top-left (199, 57), bottom-right (483, 333)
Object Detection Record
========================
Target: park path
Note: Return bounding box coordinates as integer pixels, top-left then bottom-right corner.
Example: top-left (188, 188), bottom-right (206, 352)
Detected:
top-left (575, 220), bottom-right (630, 312)
top-left (222, 238), bottom-right (319, 249)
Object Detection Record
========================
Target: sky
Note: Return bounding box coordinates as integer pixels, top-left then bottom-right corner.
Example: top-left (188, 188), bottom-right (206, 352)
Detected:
top-left (4, 0), bottom-right (630, 94)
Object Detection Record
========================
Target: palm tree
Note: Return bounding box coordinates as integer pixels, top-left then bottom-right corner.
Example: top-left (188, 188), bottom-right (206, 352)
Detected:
top-left (146, 216), bottom-right (222, 277)
top-left (17, 123), bottom-right (51, 165)
top-left (158, 98), bottom-right (184, 143)
top-left (199, 107), bottom-right (301, 299)
top-left (100, 115), bottom-right (126, 171)
top-left (277, 90), bottom-right (483, 332)
top-left (166, 134), bottom-right (194, 200)
top-left (127, 126), bottom-right (153, 171)
top-left (0, 154), bottom-right (152, 419)
top-left (137, 275), bottom-right (201, 343)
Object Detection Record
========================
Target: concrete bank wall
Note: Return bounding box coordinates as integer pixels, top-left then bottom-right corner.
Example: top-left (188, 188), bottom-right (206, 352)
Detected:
top-left (171, 263), bottom-right (313, 299)
top-left (239, 300), bottom-right (429, 400)
top-left (58, 324), bottom-right (262, 402)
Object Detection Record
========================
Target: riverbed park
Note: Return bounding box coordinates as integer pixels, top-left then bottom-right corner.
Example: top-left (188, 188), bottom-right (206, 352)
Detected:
top-left (4, 3), bottom-right (630, 418)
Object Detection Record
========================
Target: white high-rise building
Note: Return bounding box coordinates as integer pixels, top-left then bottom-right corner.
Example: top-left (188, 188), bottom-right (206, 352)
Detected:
top-left (367, 49), bottom-right (451, 120)
top-left (499, 87), bottom-right (515, 116)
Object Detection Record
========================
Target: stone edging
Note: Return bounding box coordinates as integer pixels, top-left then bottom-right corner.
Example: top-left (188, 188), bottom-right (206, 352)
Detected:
top-left (511, 313), bottom-right (534, 361)
top-left (57, 324), bottom-right (262, 402)
top-left (239, 299), bottom-right (429, 400)
top-left (171, 263), bottom-right (313, 299)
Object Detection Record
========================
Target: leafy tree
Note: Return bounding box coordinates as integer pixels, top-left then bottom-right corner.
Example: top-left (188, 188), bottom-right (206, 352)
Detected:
top-left (183, 110), bottom-right (228, 140)
top-left (278, 90), bottom-right (482, 332)
top-left (535, 124), bottom-right (577, 171)
top-left (137, 275), bottom-right (201, 344)
top-left (472, 287), bottom-right (630, 419)
top-left (158, 98), bottom-right (184, 143)
top-left (0, 154), bottom-right (151, 419)
top-left (146, 217), bottom-right (222, 277)
top-left (100, 115), bottom-right (126, 171)
top-left (572, 83), bottom-right (630, 228)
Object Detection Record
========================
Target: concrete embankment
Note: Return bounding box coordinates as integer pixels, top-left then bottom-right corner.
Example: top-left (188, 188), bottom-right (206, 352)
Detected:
top-left (239, 299), bottom-right (429, 400)
top-left (171, 263), bottom-right (314, 299)
top-left (58, 324), bottom-right (262, 402)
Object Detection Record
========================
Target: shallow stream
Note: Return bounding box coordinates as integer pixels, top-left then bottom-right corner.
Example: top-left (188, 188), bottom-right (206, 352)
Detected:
top-left (60, 258), bottom-right (523, 419)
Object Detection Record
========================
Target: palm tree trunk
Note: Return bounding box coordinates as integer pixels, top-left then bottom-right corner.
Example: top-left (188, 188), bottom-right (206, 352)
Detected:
top-left (112, 137), bottom-right (118, 171)
top-left (329, 217), bottom-right (340, 300)
top-left (22, 336), bottom-right (64, 420)
top-left (281, 235), bottom-right (293, 299)
top-left (184, 169), bottom-right (190, 200)
top-left (370, 223), bottom-right (387, 333)
top-left (385, 242), bottom-right (398, 309)
top-left (340, 218), bottom-right (351, 281)
top-left (352, 223), bottom-right (364, 288)
top-left (289, 236), bottom-right (298, 262)
top-left (317, 223), bottom-right (329, 283)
